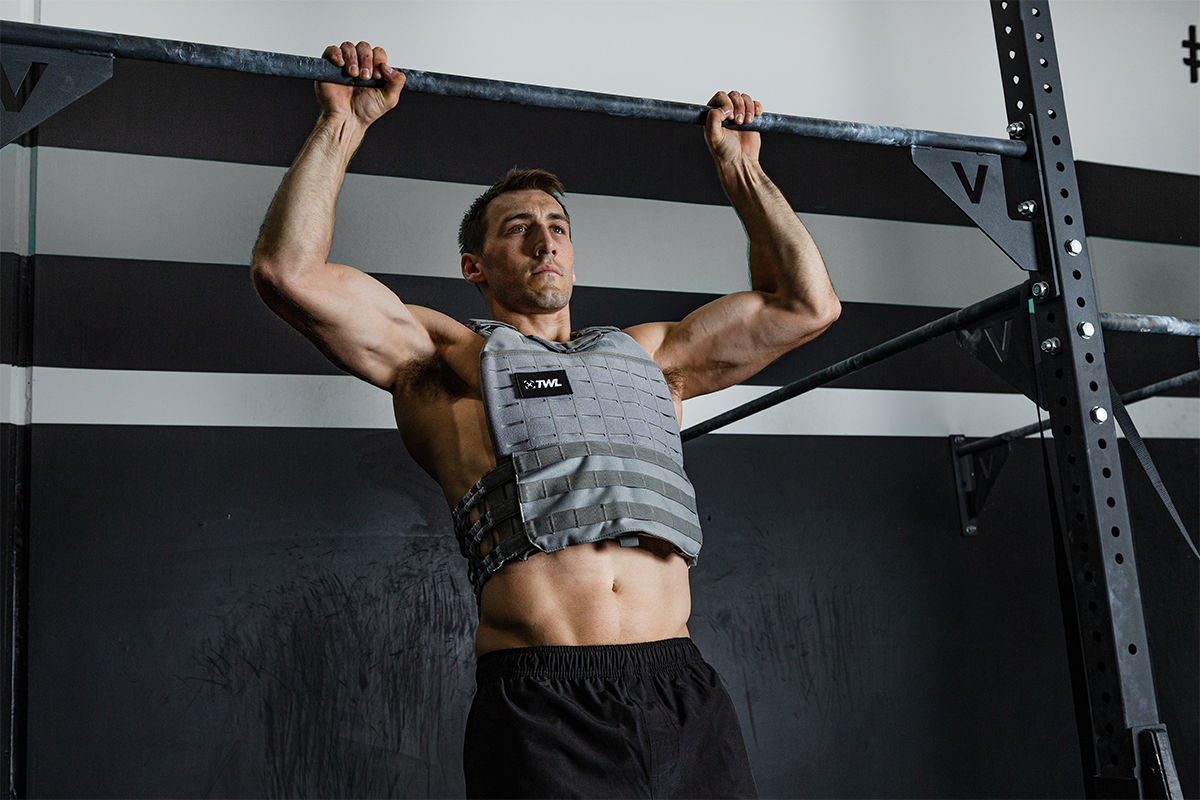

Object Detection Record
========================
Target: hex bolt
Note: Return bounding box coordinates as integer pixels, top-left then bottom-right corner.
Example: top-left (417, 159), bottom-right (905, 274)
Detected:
top-left (1018, 200), bottom-right (1038, 217)
top-left (1041, 337), bottom-right (1061, 354)
top-left (1077, 321), bottom-right (1095, 339)
top-left (1031, 281), bottom-right (1050, 299)
top-left (1065, 239), bottom-right (1083, 256)
top-left (965, 523), bottom-right (978, 535)
top-left (1006, 121), bottom-right (1026, 139)
top-left (1090, 407), bottom-right (1108, 424)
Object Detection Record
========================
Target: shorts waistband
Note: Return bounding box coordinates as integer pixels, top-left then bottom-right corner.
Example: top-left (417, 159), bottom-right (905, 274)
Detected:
top-left (475, 637), bottom-right (701, 684)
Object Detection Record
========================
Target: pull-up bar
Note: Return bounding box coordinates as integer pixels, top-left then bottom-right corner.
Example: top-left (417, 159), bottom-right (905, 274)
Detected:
top-left (0, 21), bottom-right (1028, 158)
top-left (681, 283), bottom-right (1027, 441)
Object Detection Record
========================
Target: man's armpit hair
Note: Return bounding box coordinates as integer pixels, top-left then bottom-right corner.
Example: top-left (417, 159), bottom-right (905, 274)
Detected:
top-left (395, 353), bottom-right (472, 399)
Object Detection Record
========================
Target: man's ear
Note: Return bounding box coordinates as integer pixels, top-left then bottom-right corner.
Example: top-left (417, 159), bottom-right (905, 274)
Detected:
top-left (462, 253), bottom-right (485, 284)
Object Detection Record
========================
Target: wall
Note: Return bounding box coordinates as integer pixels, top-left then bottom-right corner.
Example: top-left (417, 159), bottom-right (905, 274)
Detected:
top-left (2, 1), bottom-right (1197, 797)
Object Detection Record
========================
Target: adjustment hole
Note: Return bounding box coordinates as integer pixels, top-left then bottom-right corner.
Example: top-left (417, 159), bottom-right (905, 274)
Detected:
top-left (1071, 482), bottom-right (1080, 493)
top-left (1005, 25), bottom-right (1013, 34)
top-left (1073, 270), bottom-right (1082, 279)
top-left (1063, 424), bottom-right (1072, 436)
top-left (1086, 352), bottom-right (1095, 363)
top-left (1052, 135), bottom-right (1062, 145)
top-left (1076, 296), bottom-right (1086, 307)
top-left (1061, 188), bottom-right (1069, 197)
top-left (1048, 109), bottom-right (1057, 118)
top-left (1090, 381), bottom-right (1098, 392)
top-left (1056, 162), bottom-right (1065, 171)
top-left (1098, 437), bottom-right (1107, 449)
top-left (1089, 600), bottom-right (1098, 611)
top-left (1080, 541), bottom-right (1089, 551)
top-left (1067, 454), bottom-right (1076, 465)
top-left (1043, 83), bottom-right (1053, 93)
top-left (1105, 722), bottom-right (1115, 733)
top-left (1060, 397), bottom-right (1068, 407)
top-left (1032, 7), bottom-right (1040, 16)
top-left (1107, 496), bottom-right (1116, 508)
top-left (1115, 553), bottom-right (1124, 564)
top-left (1055, 368), bottom-right (1064, 379)
top-left (1128, 644), bottom-right (1137, 655)
top-left (1040, 58), bottom-right (1048, 67)
top-left (1035, 32), bottom-right (1044, 41)
top-left (1016, 100), bottom-right (1025, 110)
top-left (1084, 570), bottom-right (1093, 583)
top-left (1064, 215), bottom-right (1073, 225)
top-left (1102, 467), bottom-right (1111, 478)
top-left (1097, 660), bottom-right (1105, 672)
top-left (1111, 526), bottom-right (1120, 537)
top-left (1013, 75), bottom-right (1021, 84)
top-left (1111, 755), bottom-right (1119, 766)
top-left (1009, 49), bottom-right (1016, 59)
top-left (1047, 312), bottom-right (1056, 323)
top-left (1092, 630), bottom-right (1101, 642)
top-left (1076, 511), bottom-right (1085, 523)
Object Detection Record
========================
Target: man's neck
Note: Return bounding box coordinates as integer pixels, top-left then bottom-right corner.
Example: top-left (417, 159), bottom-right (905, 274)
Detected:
top-left (486, 307), bottom-right (574, 342)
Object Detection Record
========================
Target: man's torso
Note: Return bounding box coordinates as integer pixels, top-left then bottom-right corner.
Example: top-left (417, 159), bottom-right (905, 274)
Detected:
top-left (393, 307), bottom-right (692, 656)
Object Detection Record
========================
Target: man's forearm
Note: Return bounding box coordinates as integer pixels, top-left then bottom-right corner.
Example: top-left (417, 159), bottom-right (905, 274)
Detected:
top-left (717, 157), bottom-right (830, 305)
top-left (253, 113), bottom-right (369, 275)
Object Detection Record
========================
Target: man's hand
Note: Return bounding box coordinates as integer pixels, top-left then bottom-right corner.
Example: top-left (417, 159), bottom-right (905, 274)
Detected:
top-left (705, 90), bottom-right (763, 167)
top-left (318, 41), bottom-right (406, 127)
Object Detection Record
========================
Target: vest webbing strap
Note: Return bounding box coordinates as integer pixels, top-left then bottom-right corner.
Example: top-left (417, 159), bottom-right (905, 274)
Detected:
top-left (525, 500), bottom-right (703, 541)
top-left (518, 467), bottom-right (697, 513)
top-left (513, 440), bottom-right (688, 481)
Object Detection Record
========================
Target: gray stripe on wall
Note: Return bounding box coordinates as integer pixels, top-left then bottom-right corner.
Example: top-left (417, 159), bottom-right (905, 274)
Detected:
top-left (28, 147), bottom-right (1200, 317)
top-left (15, 367), bottom-right (1197, 438)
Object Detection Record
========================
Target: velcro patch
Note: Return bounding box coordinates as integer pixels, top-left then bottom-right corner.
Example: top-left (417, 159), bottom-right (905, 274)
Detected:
top-left (514, 370), bottom-right (573, 398)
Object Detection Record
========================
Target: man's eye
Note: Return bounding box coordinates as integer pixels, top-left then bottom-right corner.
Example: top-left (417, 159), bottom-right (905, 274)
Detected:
top-left (508, 225), bottom-right (526, 234)
top-left (553, 226), bottom-right (566, 234)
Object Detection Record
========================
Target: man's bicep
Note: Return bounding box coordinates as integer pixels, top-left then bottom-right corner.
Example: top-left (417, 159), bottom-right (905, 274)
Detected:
top-left (254, 261), bottom-right (435, 389)
top-left (630, 291), bottom-right (813, 401)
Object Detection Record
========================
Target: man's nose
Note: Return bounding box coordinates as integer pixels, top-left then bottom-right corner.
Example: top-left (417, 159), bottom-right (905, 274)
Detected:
top-left (531, 225), bottom-right (556, 256)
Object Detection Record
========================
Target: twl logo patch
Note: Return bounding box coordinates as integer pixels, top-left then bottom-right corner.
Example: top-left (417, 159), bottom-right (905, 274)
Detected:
top-left (513, 370), bottom-right (573, 398)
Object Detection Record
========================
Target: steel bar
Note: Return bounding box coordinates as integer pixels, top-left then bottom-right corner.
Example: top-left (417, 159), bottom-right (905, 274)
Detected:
top-left (0, 20), bottom-right (1029, 158)
top-left (680, 283), bottom-right (1026, 441)
top-left (1100, 313), bottom-right (1200, 337)
top-left (956, 369), bottom-right (1200, 456)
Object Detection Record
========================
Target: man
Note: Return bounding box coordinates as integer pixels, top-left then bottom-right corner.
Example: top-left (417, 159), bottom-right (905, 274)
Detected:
top-left (251, 40), bottom-right (839, 798)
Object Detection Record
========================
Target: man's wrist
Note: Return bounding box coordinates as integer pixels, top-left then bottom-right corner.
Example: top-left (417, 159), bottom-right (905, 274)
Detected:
top-left (314, 111), bottom-right (370, 156)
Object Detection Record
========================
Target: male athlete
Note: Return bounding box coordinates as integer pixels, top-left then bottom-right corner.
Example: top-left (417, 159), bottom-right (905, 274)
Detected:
top-left (251, 41), bottom-right (839, 798)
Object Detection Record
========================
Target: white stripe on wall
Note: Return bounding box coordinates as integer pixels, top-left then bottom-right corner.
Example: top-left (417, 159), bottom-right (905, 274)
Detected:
top-left (1, 365), bottom-right (31, 426)
top-left (12, 366), bottom-right (1197, 439)
top-left (25, 147), bottom-right (1200, 317)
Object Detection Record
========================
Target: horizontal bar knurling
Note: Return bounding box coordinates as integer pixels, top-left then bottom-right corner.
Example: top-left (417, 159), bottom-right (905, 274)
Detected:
top-left (681, 283), bottom-right (1028, 441)
top-left (1100, 313), bottom-right (1200, 337)
top-left (0, 20), bottom-right (1028, 158)
top-left (956, 369), bottom-right (1200, 456)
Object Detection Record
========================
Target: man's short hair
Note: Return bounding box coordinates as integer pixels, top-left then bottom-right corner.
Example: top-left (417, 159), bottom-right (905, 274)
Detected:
top-left (458, 168), bottom-right (569, 256)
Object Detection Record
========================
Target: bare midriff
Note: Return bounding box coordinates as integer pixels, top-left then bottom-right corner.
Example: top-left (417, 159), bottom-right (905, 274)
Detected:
top-left (474, 536), bottom-right (692, 656)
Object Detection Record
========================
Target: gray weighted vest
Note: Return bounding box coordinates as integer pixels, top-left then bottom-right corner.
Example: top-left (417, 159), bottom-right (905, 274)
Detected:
top-left (453, 320), bottom-right (703, 599)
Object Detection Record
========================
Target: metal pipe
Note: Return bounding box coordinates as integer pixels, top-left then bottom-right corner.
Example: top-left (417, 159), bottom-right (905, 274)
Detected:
top-left (956, 369), bottom-right (1200, 456)
top-left (0, 20), bottom-right (1029, 158)
top-left (681, 283), bottom-right (1028, 441)
top-left (1100, 313), bottom-right (1200, 337)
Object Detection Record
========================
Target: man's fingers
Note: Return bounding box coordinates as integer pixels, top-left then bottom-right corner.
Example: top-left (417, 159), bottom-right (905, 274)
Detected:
top-left (372, 46), bottom-right (389, 79)
top-left (356, 41), bottom-right (374, 79)
top-left (322, 45), bottom-right (344, 66)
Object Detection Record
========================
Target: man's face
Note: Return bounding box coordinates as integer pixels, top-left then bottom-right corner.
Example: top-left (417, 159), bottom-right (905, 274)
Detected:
top-left (463, 189), bottom-right (575, 313)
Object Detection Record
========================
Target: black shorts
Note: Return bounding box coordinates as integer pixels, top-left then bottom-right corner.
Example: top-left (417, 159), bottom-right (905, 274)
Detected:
top-left (463, 638), bottom-right (758, 799)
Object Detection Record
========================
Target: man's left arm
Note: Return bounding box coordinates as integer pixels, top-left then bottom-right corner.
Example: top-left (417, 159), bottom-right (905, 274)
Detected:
top-left (627, 90), bottom-right (840, 401)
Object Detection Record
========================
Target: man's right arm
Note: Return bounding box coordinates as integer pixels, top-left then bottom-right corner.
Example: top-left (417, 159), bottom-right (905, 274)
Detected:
top-left (251, 42), bottom-right (434, 390)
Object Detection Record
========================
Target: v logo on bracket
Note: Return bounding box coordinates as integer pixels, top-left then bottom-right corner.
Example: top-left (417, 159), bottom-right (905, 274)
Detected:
top-left (952, 161), bottom-right (988, 204)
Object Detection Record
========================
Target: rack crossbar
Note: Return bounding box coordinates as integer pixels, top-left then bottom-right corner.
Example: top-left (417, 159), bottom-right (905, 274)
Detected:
top-left (0, 21), bottom-right (1028, 158)
top-left (956, 369), bottom-right (1200, 456)
top-left (681, 283), bottom-right (1027, 441)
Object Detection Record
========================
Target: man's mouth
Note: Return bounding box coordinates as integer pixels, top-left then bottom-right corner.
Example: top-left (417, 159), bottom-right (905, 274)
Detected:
top-left (531, 263), bottom-right (562, 276)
